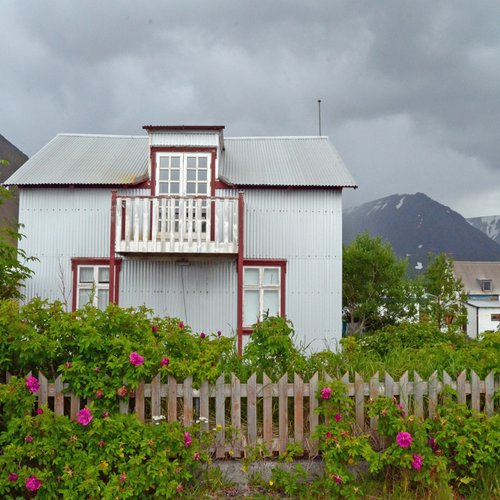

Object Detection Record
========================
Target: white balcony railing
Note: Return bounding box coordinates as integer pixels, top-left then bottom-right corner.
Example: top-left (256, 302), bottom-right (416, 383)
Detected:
top-left (114, 195), bottom-right (240, 254)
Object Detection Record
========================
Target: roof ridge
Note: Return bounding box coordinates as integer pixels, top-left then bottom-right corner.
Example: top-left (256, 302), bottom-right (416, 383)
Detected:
top-left (225, 136), bottom-right (328, 140)
top-left (58, 133), bottom-right (147, 139)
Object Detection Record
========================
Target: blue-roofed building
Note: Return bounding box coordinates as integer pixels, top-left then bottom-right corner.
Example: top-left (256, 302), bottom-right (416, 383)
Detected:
top-left (5, 125), bottom-right (357, 352)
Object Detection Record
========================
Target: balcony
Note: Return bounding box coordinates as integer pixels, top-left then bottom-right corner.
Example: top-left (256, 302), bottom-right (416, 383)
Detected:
top-left (113, 194), bottom-right (240, 254)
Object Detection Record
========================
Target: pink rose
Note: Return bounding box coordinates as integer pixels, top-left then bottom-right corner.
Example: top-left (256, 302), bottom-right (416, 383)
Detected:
top-left (334, 413), bottom-right (342, 422)
top-left (26, 475), bottom-right (42, 492)
top-left (200, 332), bottom-right (206, 339)
top-left (117, 385), bottom-right (128, 398)
top-left (65, 361), bottom-right (72, 369)
top-left (411, 453), bottom-right (423, 470)
top-left (25, 375), bottom-right (39, 394)
top-left (25, 435), bottom-right (33, 443)
top-left (119, 472), bottom-right (127, 483)
top-left (8, 472), bottom-right (18, 482)
top-left (184, 431), bottom-right (192, 448)
top-left (193, 452), bottom-right (201, 461)
top-left (36, 408), bottom-right (44, 415)
top-left (151, 325), bottom-right (159, 333)
top-left (77, 407), bottom-right (93, 426)
top-left (333, 474), bottom-right (342, 484)
top-left (178, 322), bottom-right (184, 329)
top-left (321, 387), bottom-right (332, 400)
top-left (396, 431), bottom-right (412, 448)
top-left (160, 357), bottom-right (170, 367)
top-left (325, 431), bottom-right (332, 439)
top-left (129, 352), bottom-right (144, 366)
top-left (217, 330), bottom-right (222, 337)
top-left (177, 484), bottom-right (184, 493)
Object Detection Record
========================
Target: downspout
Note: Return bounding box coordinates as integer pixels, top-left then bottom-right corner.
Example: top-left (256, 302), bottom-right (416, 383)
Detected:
top-left (109, 191), bottom-right (117, 304)
top-left (237, 191), bottom-right (245, 356)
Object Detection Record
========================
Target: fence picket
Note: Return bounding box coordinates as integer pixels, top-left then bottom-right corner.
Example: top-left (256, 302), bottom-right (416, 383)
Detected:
top-left (263, 373), bottom-right (273, 452)
top-left (247, 373), bottom-right (257, 448)
top-left (2, 370), bottom-right (498, 458)
top-left (278, 373), bottom-right (288, 455)
top-left (215, 374), bottom-right (225, 458)
top-left (294, 373), bottom-right (304, 448)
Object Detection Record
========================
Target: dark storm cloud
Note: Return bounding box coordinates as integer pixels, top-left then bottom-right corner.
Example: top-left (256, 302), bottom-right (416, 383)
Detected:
top-left (1, 1), bottom-right (499, 216)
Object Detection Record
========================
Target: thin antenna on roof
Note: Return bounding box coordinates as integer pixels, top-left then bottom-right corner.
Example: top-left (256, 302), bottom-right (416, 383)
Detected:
top-left (317, 99), bottom-right (322, 136)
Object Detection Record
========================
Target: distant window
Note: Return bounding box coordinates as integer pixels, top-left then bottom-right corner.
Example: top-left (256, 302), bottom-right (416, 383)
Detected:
top-left (480, 280), bottom-right (492, 292)
top-left (491, 314), bottom-right (500, 321)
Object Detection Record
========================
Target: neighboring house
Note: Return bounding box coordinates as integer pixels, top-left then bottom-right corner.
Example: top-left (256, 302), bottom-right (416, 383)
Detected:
top-left (4, 125), bottom-right (356, 352)
top-left (453, 261), bottom-right (500, 338)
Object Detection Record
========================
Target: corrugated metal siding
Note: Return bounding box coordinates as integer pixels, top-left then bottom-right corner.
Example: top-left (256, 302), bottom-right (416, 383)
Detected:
top-left (5, 134), bottom-right (149, 186)
top-left (150, 132), bottom-right (220, 148)
top-left (221, 188), bottom-right (343, 350)
top-left (119, 259), bottom-right (237, 336)
top-left (19, 187), bottom-right (148, 304)
top-left (221, 137), bottom-right (357, 187)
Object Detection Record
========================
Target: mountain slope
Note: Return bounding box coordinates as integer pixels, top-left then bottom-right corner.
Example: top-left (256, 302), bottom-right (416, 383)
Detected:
top-left (467, 216), bottom-right (500, 245)
top-left (343, 193), bottom-right (500, 273)
top-left (0, 134), bottom-right (28, 229)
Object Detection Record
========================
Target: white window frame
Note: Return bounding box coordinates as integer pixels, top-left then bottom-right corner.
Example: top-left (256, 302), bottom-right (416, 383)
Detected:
top-left (243, 266), bottom-right (281, 327)
top-left (155, 152), bottom-right (211, 197)
top-left (76, 265), bottom-right (110, 310)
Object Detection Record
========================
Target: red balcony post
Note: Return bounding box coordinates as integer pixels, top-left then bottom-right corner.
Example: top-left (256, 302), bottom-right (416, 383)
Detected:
top-left (237, 191), bottom-right (245, 356)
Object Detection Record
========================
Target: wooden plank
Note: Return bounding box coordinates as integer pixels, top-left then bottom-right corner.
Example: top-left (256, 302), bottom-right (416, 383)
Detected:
top-left (133, 198), bottom-right (140, 243)
top-left (485, 371), bottom-right (495, 417)
top-left (142, 198), bottom-right (149, 243)
top-left (151, 374), bottom-right (161, 419)
top-left (457, 370), bottom-right (467, 405)
top-left (354, 372), bottom-right (364, 432)
top-left (369, 372), bottom-right (379, 438)
top-left (399, 371), bottom-right (409, 416)
top-left (183, 376), bottom-right (193, 427)
top-left (151, 198), bottom-right (159, 248)
top-left (70, 393), bottom-right (80, 421)
top-left (470, 370), bottom-right (480, 412)
top-left (38, 371), bottom-right (48, 406)
top-left (428, 371), bottom-right (438, 419)
top-left (294, 373), bottom-right (304, 448)
top-left (200, 380), bottom-right (209, 433)
top-left (167, 375), bottom-right (177, 422)
top-left (384, 372), bottom-right (394, 400)
top-left (54, 375), bottom-right (64, 416)
top-left (278, 373), bottom-right (288, 455)
top-left (168, 199), bottom-right (175, 242)
top-left (263, 373), bottom-right (273, 452)
top-left (125, 198), bottom-right (131, 246)
top-left (135, 381), bottom-right (145, 422)
top-left (115, 198), bottom-right (122, 248)
top-left (414, 371), bottom-right (424, 420)
top-left (247, 373), bottom-right (257, 448)
top-left (443, 371), bottom-right (452, 404)
top-left (215, 374), bottom-right (225, 458)
top-left (223, 199), bottom-right (230, 243)
top-left (232, 199), bottom-right (238, 245)
top-left (231, 374), bottom-right (241, 456)
top-left (309, 372), bottom-right (319, 455)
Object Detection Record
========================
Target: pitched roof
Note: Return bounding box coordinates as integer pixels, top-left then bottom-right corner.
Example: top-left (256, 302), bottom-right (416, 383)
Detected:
top-left (5, 132), bottom-right (357, 188)
top-left (453, 261), bottom-right (500, 295)
top-left (220, 137), bottom-right (357, 187)
top-left (4, 134), bottom-right (149, 186)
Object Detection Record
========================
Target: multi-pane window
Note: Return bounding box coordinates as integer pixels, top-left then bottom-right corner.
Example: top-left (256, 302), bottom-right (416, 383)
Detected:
top-left (77, 265), bottom-right (110, 310)
top-left (156, 153), bottom-right (211, 236)
top-left (243, 266), bottom-right (281, 327)
top-left (157, 154), bottom-right (210, 196)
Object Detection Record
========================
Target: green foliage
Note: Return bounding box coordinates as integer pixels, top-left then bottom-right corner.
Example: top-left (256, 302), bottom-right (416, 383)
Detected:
top-left (241, 315), bottom-right (308, 381)
top-left (343, 233), bottom-right (414, 333)
top-left (0, 377), bottom-right (212, 498)
top-left (419, 253), bottom-right (468, 329)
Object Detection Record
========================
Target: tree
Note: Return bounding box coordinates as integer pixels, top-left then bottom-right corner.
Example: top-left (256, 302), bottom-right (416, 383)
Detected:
top-left (419, 253), bottom-right (467, 330)
top-left (0, 160), bottom-right (36, 299)
top-left (343, 233), bottom-right (415, 333)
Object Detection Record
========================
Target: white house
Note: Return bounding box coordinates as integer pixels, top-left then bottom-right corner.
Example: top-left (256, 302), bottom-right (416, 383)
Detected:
top-left (453, 261), bottom-right (500, 338)
top-left (5, 125), bottom-right (356, 352)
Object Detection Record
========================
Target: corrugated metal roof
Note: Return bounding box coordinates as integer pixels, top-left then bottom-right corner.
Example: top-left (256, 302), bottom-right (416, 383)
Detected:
top-left (453, 261), bottom-right (500, 294)
top-left (5, 132), bottom-right (357, 188)
top-left (467, 300), bottom-right (500, 308)
top-left (4, 134), bottom-right (149, 186)
top-left (220, 137), bottom-right (357, 187)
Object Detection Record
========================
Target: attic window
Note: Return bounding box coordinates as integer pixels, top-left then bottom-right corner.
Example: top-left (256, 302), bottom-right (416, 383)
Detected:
top-left (479, 279), bottom-right (492, 292)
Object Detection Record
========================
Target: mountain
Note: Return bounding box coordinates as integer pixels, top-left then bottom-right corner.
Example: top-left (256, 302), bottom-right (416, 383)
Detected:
top-left (343, 193), bottom-right (500, 273)
top-left (467, 216), bottom-right (500, 246)
top-left (0, 134), bottom-right (28, 230)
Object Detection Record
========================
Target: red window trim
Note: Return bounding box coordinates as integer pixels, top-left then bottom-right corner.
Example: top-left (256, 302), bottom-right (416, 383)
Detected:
top-left (149, 147), bottom-right (218, 197)
top-left (240, 259), bottom-right (287, 335)
top-left (71, 258), bottom-right (122, 312)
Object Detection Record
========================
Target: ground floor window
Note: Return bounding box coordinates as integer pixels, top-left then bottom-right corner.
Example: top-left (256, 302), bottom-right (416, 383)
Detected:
top-left (71, 258), bottom-right (121, 311)
top-left (242, 260), bottom-right (286, 329)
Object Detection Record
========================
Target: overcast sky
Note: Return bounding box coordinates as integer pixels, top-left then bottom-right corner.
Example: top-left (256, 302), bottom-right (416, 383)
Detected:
top-left (2, 1), bottom-right (500, 218)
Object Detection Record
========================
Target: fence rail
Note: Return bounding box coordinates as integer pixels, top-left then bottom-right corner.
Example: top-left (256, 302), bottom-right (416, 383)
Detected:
top-left (4, 370), bottom-right (498, 457)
